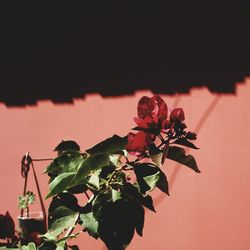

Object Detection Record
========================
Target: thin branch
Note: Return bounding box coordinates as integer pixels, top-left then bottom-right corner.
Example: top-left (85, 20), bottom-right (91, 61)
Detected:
top-left (84, 191), bottom-right (90, 200)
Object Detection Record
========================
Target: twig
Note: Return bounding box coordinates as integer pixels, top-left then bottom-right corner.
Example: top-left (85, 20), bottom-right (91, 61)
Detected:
top-left (84, 191), bottom-right (90, 200)
top-left (64, 214), bottom-right (80, 238)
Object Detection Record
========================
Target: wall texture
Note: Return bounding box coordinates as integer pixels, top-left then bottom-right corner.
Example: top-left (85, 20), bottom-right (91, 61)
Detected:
top-left (1, 79), bottom-right (250, 249)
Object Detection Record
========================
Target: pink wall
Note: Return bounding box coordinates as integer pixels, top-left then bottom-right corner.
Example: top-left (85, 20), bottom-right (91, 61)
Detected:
top-left (1, 79), bottom-right (250, 249)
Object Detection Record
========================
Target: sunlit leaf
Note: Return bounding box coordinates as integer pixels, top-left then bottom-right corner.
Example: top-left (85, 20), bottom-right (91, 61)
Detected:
top-left (45, 151), bottom-right (83, 175)
top-left (133, 163), bottom-right (160, 194)
top-left (69, 154), bottom-right (109, 188)
top-left (46, 172), bottom-right (75, 198)
top-left (21, 243), bottom-right (36, 250)
top-left (80, 212), bottom-right (99, 239)
top-left (86, 135), bottom-right (128, 155)
top-left (48, 212), bottom-right (79, 238)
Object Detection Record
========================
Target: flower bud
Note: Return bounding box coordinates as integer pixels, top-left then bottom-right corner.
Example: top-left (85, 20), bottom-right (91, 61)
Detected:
top-left (170, 108), bottom-right (185, 122)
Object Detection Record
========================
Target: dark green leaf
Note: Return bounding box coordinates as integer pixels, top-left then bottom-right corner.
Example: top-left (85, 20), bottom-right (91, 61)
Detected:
top-left (48, 193), bottom-right (80, 228)
top-left (156, 169), bottom-right (169, 195)
top-left (134, 163), bottom-right (160, 194)
top-left (99, 165), bottom-right (115, 179)
top-left (167, 146), bottom-right (201, 173)
top-left (173, 138), bottom-right (199, 149)
top-left (134, 204), bottom-right (145, 237)
top-left (79, 212), bottom-right (99, 239)
top-left (48, 212), bottom-right (79, 237)
top-left (46, 172), bottom-right (75, 198)
top-left (97, 199), bottom-right (136, 250)
top-left (69, 154), bottom-right (109, 188)
top-left (67, 184), bottom-right (88, 194)
top-left (141, 195), bottom-right (156, 212)
top-left (54, 140), bottom-right (80, 152)
top-left (92, 189), bottom-right (122, 220)
top-left (122, 183), bottom-right (156, 212)
top-left (45, 151), bottom-right (83, 175)
top-left (86, 135), bottom-right (128, 155)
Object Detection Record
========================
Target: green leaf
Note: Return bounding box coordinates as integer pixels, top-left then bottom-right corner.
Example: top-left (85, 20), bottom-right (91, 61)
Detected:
top-left (48, 193), bottom-right (80, 234)
top-left (46, 172), bottom-right (75, 198)
top-left (79, 212), bottom-right (99, 239)
top-left (55, 240), bottom-right (66, 250)
top-left (134, 204), bottom-right (145, 237)
top-left (92, 189), bottom-right (122, 220)
top-left (86, 135), bottom-right (128, 155)
top-left (172, 138), bottom-right (199, 149)
top-left (133, 163), bottom-right (160, 194)
top-left (109, 154), bottom-right (122, 166)
top-left (37, 241), bottom-right (57, 250)
top-left (69, 154), bottom-right (109, 188)
top-left (54, 140), bottom-right (80, 152)
top-left (48, 212), bottom-right (79, 238)
top-left (167, 146), bottom-right (201, 173)
top-left (21, 243), bottom-right (36, 250)
top-left (45, 151), bottom-right (83, 175)
top-left (88, 170), bottom-right (101, 189)
top-left (47, 193), bottom-right (81, 242)
top-left (122, 183), bottom-right (156, 212)
top-left (150, 152), bottom-right (163, 167)
top-left (156, 169), bottom-right (169, 195)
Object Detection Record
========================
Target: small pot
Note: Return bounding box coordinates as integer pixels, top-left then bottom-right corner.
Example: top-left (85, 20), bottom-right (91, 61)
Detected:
top-left (18, 211), bottom-right (46, 245)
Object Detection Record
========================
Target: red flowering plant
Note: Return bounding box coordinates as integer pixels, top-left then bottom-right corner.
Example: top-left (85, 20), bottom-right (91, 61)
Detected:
top-left (0, 95), bottom-right (200, 250)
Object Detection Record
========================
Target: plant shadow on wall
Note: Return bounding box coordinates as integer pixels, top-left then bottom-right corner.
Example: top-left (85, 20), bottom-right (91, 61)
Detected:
top-left (0, 95), bottom-right (200, 249)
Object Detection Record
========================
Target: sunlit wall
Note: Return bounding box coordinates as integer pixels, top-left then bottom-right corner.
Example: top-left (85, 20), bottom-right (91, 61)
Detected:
top-left (1, 79), bottom-right (250, 250)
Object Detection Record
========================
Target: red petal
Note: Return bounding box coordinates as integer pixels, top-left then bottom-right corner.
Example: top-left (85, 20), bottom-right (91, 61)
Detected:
top-left (137, 96), bottom-right (157, 119)
top-left (126, 131), bottom-right (153, 154)
top-left (152, 95), bottom-right (168, 121)
top-left (170, 108), bottom-right (185, 122)
top-left (134, 116), bottom-right (154, 129)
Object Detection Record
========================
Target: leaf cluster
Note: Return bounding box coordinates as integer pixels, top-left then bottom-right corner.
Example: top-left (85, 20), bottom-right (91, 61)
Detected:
top-left (41, 131), bottom-right (199, 249)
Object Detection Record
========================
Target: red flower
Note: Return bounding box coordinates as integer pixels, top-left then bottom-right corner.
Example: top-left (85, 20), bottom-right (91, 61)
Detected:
top-left (170, 108), bottom-right (185, 123)
top-left (126, 95), bottom-right (168, 154)
top-left (134, 95), bottom-right (168, 131)
top-left (126, 132), bottom-right (154, 155)
top-left (0, 211), bottom-right (15, 239)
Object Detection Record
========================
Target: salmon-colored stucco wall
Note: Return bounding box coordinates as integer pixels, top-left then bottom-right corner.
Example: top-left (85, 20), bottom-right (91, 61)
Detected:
top-left (1, 79), bottom-right (250, 249)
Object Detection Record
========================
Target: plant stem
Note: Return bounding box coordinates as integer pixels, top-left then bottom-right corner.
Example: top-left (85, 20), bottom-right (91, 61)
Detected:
top-left (84, 191), bottom-right (90, 200)
top-left (27, 206), bottom-right (29, 218)
top-left (64, 214), bottom-right (80, 238)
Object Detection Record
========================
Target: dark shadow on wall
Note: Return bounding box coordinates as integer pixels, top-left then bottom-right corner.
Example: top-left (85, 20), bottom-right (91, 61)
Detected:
top-left (0, 2), bottom-right (249, 106)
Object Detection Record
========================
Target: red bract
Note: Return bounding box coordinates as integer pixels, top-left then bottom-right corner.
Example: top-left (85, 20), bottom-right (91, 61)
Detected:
top-left (135, 95), bottom-right (168, 130)
top-left (170, 108), bottom-right (185, 122)
top-left (0, 211), bottom-right (15, 239)
top-left (126, 132), bottom-right (154, 155)
top-left (126, 95), bottom-right (168, 154)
